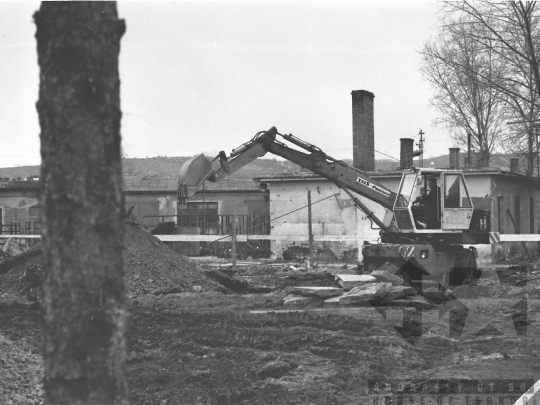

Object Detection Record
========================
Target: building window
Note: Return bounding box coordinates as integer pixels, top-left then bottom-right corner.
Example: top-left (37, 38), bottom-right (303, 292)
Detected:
top-left (498, 196), bottom-right (504, 233)
top-left (178, 202), bottom-right (218, 228)
top-left (514, 197), bottom-right (521, 233)
top-left (530, 198), bottom-right (535, 234)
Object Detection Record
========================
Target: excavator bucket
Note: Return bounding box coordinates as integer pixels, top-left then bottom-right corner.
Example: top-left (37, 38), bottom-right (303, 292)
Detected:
top-left (178, 154), bottom-right (215, 206)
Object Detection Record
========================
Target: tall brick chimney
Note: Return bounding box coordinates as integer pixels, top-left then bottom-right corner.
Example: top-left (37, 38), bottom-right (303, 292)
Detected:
top-left (400, 138), bottom-right (414, 170)
top-left (351, 90), bottom-right (375, 171)
top-left (510, 157), bottom-right (519, 173)
top-left (449, 147), bottom-right (460, 169)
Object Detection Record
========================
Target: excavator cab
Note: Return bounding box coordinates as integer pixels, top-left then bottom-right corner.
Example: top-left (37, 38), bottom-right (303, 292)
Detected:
top-left (393, 169), bottom-right (473, 232)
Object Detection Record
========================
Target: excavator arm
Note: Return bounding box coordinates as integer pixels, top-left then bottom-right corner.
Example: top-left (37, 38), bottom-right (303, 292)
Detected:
top-left (178, 127), bottom-right (397, 229)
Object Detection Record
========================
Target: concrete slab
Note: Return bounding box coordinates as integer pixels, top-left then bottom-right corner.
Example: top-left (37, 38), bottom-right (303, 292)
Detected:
top-left (282, 294), bottom-right (322, 308)
top-left (335, 274), bottom-right (378, 291)
top-left (386, 295), bottom-right (432, 309)
top-left (371, 270), bottom-right (407, 286)
top-left (322, 266), bottom-right (358, 275)
top-left (249, 307), bottom-right (385, 321)
top-left (285, 286), bottom-right (343, 298)
top-left (383, 286), bottom-right (417, 302)
top-left (323, 296), bottom-right (342, 308)
top-left (249, 308), bottom-right (380, 319)
top-left (339, 282), bottom-right (392, 305)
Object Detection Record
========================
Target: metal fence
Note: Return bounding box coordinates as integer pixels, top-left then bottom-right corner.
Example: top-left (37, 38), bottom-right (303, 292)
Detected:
top-left (143, 214), bottom-right (270, 235)
top-left (1, 222), bottom-right (41, 235)
top-left (0, 222), bottom-right (41, 246)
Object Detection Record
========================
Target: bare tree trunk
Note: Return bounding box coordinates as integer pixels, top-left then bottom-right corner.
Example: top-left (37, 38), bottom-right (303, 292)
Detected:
top-left (476, 149), bottom-right (490, 168)
top-left (34, 3), bottom-right (128, 405)
top-left (526, 127), bottom-right (536, 176)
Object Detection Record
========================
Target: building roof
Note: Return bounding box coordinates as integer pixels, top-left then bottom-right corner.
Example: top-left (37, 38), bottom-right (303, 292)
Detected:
top-left (201, 177), bottom-right (262, 192)
top-left (254, 167), bottom-right (540, 184)
top-left (4, 166), bottom-right (539, 193)
top-left (123, 174), bottom-right (178, 192)
top-left (123, 173), bottom-right (261, 193)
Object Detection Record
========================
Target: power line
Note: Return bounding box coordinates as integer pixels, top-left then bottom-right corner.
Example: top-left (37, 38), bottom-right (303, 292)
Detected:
top-left (374, 150), bottom-right (399, 161)
top-left (210, 192), bottom-right (340, 243)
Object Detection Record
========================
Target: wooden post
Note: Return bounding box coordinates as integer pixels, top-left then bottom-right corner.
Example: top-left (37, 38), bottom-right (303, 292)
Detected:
top-left (507, 209), bottom-right (532, 260)
top-left (231, 214), bottom-right (237, 271)
top-left (202, 181), bottom-right (206, 235)
top-left (308, 190), bottom-right (313, 263)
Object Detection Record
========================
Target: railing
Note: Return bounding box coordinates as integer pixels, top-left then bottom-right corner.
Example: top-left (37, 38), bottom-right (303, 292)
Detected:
top-left (25, 222), bottom-right (41, 235)
top-left (0, 222), bottom-right (41, 246)
top-left (214, 214), bottom-right (270, 235)
top-left (1, 222), bottom-right (41, 235)
top-left (2, 222), bottom-right (21, 235)
top-left (144, 214), bottom-right (270, 235)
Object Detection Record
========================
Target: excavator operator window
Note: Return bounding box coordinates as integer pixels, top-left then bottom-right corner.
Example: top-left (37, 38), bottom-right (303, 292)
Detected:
top-left (394, 172), bottom-right (417, 230)
top-left (410, 174), bottom-right (442, 230)
top-left (441, 173), bottom-right (474, 230)
top-left (444, 174), bottom-right (472, 208)
top-left (395, 173), bottom-right (417, 207)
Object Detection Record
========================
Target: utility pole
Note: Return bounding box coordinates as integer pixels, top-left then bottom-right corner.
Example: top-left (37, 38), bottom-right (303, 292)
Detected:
top-left (231, 215), bottom-right (237, 271)
top-left (307, 190), bottom-right (313, 264)
top-left (202, 181), bottom-right (206, 235)
top-left (415, 130), bottom-right (425, 168)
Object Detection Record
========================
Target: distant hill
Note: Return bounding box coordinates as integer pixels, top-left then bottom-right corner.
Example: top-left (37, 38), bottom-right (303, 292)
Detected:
top-left (0, 157), bottom-right (304, 180)
top-left (0, 153), bottom-right (521, 180)
top-left (0, 166), bottom-right (41, 179)
top-left (121, 156), bottom-right (304, 178)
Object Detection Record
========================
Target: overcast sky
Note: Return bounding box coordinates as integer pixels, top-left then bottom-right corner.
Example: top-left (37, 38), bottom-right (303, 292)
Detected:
top-left (0, 1), bottom-right (449, 168)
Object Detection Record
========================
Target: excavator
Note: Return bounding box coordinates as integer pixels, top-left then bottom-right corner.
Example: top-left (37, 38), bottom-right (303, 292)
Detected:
top-left (178, 127), bottom-right (490, 287)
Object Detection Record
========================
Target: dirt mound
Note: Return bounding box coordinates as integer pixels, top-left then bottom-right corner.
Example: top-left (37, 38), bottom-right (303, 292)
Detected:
top-left (123, 221), bottom-right (221, 296)
top-left (0, 252), bottom-right (42, 298)
top-left (0, 331), bottom-right (43, 404)
top-left (0, 220), bottom-right (222, 298)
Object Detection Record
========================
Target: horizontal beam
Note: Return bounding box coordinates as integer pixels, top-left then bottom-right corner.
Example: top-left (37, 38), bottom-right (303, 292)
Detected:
top-left (3, 232), bottom-right (540, 243)
top-left (0, 234), bottom-right (358, 242)
top-left (499, 234), bottom-right (540, 242)
top-left (155, 234), bottom-right (359, 242)
top-left (0, 235), bottom-right (41, 239)
top-left (489, 232), bottom-right (540, 242)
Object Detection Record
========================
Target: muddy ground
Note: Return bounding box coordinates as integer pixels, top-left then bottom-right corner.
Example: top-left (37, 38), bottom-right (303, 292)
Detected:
top-left (0, 221), bottom-right (540, 405)
top-left (1, 226), bottom-right (540, 404)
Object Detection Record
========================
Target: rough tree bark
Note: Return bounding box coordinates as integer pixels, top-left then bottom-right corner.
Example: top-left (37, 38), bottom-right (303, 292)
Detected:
top-left (34, 2), bottom-right (128, 405)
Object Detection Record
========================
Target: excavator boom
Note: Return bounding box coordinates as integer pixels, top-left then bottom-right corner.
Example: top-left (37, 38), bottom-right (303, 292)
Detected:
top-left (178, 127), bottom-right (396, 227)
